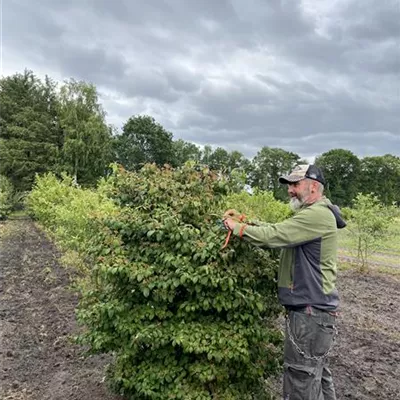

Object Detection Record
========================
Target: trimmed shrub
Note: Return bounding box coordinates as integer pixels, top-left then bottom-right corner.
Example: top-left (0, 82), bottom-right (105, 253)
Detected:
top-left (77, 163), bottom-right (283, 399)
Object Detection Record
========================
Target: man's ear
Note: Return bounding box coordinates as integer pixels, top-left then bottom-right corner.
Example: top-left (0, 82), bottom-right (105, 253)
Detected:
top-left (311, 180), bottom-right (318, 193)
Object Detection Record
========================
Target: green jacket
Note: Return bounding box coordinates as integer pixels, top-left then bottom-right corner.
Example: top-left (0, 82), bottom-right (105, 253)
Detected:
top-left (232, 197), bottom-right (346, 311)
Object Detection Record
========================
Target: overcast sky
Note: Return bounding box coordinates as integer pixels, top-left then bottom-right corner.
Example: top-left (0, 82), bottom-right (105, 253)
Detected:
top-left (2, 0), bottom-right (400, 160)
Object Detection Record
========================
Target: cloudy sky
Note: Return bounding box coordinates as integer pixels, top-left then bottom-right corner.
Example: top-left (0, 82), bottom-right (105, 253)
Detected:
top-left (2, 0), bottom-right (400, 160)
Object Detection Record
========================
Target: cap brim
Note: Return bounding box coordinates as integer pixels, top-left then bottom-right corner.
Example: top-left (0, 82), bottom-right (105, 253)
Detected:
top-left (278, 175), bottom-right (306, 184)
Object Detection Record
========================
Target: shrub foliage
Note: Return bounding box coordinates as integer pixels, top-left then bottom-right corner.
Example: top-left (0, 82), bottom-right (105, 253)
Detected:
top-left (77, 163), bottom-right (283, 399)
top-left (26, 172), bottom-right (118, 253)
top-left (225, 189), bottom-right (291, 224)
top-left (0, 175), bottom-right (14, 220)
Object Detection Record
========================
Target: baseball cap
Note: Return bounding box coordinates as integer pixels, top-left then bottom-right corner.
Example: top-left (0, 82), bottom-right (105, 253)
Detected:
top-left (279, 164), bottom-right (326, 185)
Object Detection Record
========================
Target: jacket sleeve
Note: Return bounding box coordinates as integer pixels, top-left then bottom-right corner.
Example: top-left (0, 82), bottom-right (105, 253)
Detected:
top-left (232, 207), bottom-right (322, 248)
top-left (248, 219), bottom-right (270, 227)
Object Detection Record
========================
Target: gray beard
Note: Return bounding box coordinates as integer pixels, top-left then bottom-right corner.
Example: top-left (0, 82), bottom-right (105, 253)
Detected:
top-left (289, 197), bottom-right (304, 211)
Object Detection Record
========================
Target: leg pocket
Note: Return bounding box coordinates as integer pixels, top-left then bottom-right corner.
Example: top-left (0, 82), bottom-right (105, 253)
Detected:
top-left (313, 320), bottom-right (336, 357)
top-left (283, 363), bottom-right (322, 400)
top-left (322, 366), bottom-right (337, 400)
top-left (291, 311), bottom-right (312, 344)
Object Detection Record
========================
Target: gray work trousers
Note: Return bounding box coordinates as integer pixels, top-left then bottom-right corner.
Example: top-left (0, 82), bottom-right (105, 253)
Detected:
top-left (283, 306), bottom-right (337, 400)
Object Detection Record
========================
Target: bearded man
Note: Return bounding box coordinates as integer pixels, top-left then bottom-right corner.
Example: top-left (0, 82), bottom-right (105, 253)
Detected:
top-left (223, 164), bottom-right (346, 400)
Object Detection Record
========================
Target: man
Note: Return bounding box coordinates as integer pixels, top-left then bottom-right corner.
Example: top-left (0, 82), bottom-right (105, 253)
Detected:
top-left (223, 164), bottom-right (346, 400)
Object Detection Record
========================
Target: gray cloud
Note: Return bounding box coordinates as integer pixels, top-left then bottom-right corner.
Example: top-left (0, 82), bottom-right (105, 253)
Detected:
top-left (340, 0), bottom-right (400, 42)
top-left (3, 0), bottom-right (400, 159)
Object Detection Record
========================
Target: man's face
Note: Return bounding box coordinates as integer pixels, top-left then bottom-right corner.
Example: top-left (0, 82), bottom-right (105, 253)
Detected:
top-left (287, 179), bottom-right (312, 210)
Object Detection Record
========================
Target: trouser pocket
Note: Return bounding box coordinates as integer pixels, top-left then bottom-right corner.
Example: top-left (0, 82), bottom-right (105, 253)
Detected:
top-left (283, 363), bottom-right (323, 400)
top-left (286, 310), bottom-right (337, 359)
top-left (283, 310), bottom-right (337, 399)
top-left (314, 319), bottom-right (336, 357)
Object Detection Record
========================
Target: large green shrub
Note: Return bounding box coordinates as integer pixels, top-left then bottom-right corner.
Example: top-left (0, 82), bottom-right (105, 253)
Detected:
top-left (0, 175), bottom-right (14, 220)
top-left (77, 163), bottom-right (283, 399)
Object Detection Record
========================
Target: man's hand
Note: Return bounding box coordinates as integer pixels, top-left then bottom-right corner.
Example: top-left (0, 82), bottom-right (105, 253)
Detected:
top-left (222, 209), bottom-right (246, 231)
top-left (223, 217), bottom-right (237, 231)
top-left (223, 209), bottom-right (241, 220)
top-left (222, 209), bottom-right (246, 230)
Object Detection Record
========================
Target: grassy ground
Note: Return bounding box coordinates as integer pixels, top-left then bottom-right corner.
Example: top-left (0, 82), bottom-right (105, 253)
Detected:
top-left (338, 217), bottom-right (400, 273)
top-left (0, 220), bottom-right (13, 237)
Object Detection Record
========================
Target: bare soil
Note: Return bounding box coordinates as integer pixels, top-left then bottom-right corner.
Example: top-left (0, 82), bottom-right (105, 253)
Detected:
top-left (329, 270), bottom-right (400, 399)
top-left (1, 219), bottom-right (399, 399)
top-left (0, 219), bottom-right (121, 400)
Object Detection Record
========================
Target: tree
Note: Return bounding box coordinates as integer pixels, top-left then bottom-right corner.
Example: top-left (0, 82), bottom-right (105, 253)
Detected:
top-left (315, 149), bottom-right (361, 207)
top-left (172, 139), bottom-right (202, 167)
top-left (200, 145), bottom-right (213, 166)
top-left (345, 193), bottom-right (396, 270)
top-left (198, 147), bottom-right (251, 177)
top-left (204, 148), bottom-right (251, 176)
top-left (359, 155), bottom-right (400, 205)
top-left (114, 115), bottom-right (175, 170)
top-left (0, 70), bottom-right (61, 191)
top-left (207, 147), bottom-right (231, 171)
top-left (250, 147), bottom-right (300, 201)
top-left (228, 150), bottom-right (251, 173)
top-left (58, 79), bottom-right (113, 185)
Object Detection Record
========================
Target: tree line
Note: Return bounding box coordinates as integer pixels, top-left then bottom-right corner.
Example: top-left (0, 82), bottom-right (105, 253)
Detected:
top-left (1, 69), bottom-right (399, 207)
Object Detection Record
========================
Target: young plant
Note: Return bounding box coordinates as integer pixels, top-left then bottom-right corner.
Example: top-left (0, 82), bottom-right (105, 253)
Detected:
top-left (346, 193), bottom-right (396, 270)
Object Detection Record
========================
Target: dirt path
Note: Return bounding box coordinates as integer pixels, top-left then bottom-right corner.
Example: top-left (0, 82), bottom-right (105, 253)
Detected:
top-left (1, 219), bottom-right (399, 399)
top-left (330, 270), bottom-right (400, 399)
top-left (0, 219), bottom-right (122, 400)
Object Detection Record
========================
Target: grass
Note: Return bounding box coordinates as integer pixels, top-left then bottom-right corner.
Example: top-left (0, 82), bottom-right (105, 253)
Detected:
top-left (9, 209), bottom-right (29, 218)
top-left (339, 260), bottom-right (400, 278)
top-left (338, 217), bottom-right (400, 271)
top-left (338, 247), bottom-right (399, 266)
top-left (0, 219), bottom-right (15, 239)
top-left (374, 266), bottom-right (400, 277)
